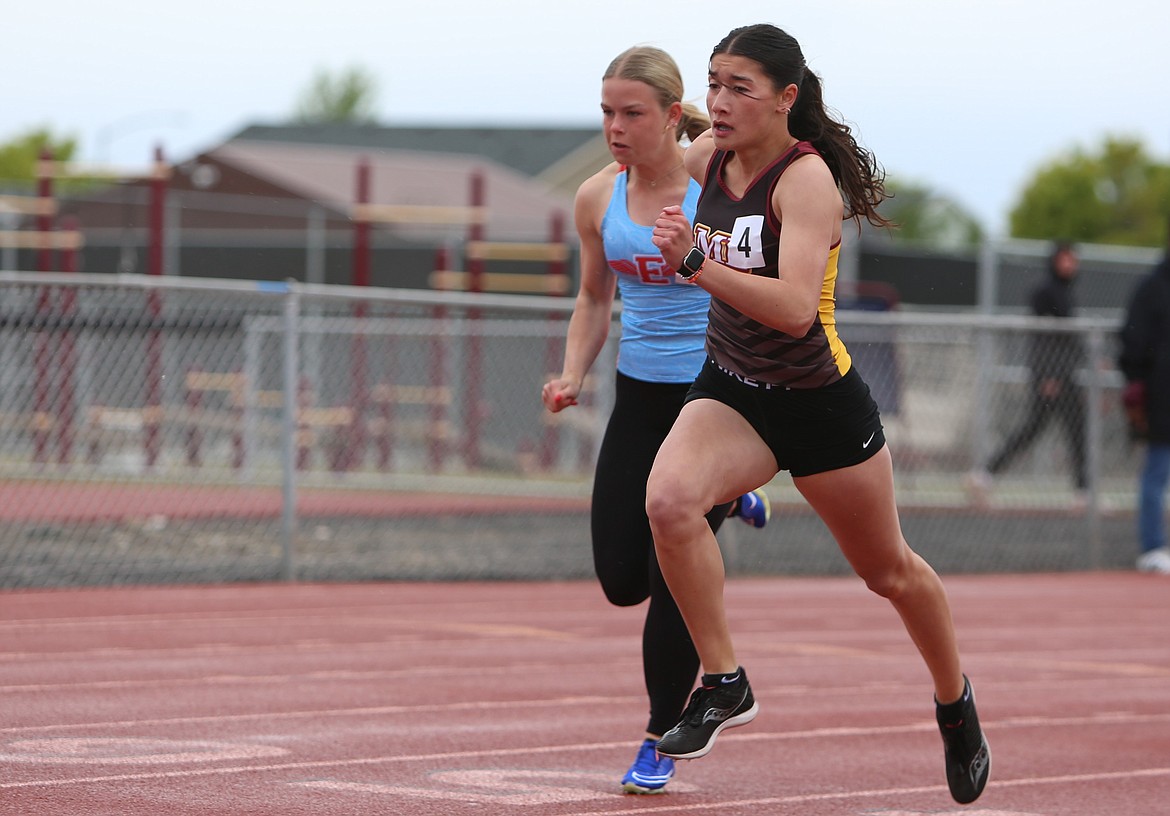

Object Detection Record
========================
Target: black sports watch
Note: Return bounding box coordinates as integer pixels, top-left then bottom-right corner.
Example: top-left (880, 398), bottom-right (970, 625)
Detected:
top-left (676, 247), bottom-right (706, 279)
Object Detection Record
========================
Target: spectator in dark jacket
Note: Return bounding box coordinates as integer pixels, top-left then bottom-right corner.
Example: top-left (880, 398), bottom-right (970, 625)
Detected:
top-left (1119, 228), bottom-right (1170, 574)
top-left (970, 242), bottom-right (1087, 503)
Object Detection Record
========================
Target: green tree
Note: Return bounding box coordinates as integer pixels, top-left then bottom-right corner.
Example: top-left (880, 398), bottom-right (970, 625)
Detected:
top-left (1009, 137), bottom-right (1170, 247)
top-left (293, 66), bottom-right (379, 124)
top-left (0, 127), bottom-right (78, 185)
top-left (876, 178), bottom-right (985, 248)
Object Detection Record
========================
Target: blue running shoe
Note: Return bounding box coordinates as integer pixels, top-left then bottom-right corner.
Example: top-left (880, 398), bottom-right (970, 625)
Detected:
top-left (730, 488), bottom-right (770, 529)
top-left (621, 739), bottom-right (675, 794)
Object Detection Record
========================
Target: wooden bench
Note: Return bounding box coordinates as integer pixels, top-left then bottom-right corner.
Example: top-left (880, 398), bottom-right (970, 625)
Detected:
top-left (184, 373), bottom-right (457, 471)
top-left (368, 383), bottom-right (454, 471)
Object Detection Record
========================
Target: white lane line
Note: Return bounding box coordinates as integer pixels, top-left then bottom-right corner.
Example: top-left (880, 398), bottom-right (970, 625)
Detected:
top-left (3, 712), bottom-right (1169, 790)
top-left (545, 767), bottom-right (1170, 815)
top-left (300, 770), bottom-right (699, 805)
top-left (0, 738), bottom-right (288, 765)
top-left (0, 695), bottom-right (625, 734)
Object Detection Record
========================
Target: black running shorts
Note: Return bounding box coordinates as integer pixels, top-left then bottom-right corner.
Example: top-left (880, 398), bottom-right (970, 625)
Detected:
top-left (685, 358), bottom-right (885, 477)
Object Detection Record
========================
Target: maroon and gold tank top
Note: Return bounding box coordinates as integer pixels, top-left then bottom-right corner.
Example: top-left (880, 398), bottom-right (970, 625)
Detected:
top-left (694, 140), bottom-right (850, 388)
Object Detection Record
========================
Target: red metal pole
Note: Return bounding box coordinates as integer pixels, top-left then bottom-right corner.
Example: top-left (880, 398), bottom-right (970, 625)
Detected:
top-left (32, 149), bottom-right (54, 465)
top-left (36, 148), bottom-right (53, 273)
top-left (464, 170), bottom-right (485, 470)
top-left (144, 145), bottom-right (167, 468)
top-left (353, 157), bottom-right (371, 289)
top-left (468, 172), bottom-right (485, 295)
top-left (148, 146), bottom-right (166, 278)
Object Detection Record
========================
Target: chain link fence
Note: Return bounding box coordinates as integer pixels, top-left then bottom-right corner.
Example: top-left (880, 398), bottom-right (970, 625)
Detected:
top-left (0, 270), bottom-right (1145, 588)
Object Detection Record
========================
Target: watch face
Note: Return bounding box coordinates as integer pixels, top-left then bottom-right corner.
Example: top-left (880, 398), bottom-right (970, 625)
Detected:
top-left (684, 248), bottom-right (704, 274)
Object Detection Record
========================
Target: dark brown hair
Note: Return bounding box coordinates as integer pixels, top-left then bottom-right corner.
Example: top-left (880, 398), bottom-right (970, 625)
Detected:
top-left (713, 24), bottom-right (891, 228)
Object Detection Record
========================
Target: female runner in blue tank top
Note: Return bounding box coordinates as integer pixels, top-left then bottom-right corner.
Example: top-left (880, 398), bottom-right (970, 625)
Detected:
top-left (646, 24), bottom-right (989, 805)
top-left (541, 46), bottom-right (768, 796)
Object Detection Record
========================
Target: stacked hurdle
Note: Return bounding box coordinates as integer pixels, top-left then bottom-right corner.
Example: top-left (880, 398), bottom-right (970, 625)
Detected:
top-left (1, 150), bottom-right (83, 466)
top-left (349, 162), bottom-right (570, 472)
top-left (14, 148), bottom-right (173, 469)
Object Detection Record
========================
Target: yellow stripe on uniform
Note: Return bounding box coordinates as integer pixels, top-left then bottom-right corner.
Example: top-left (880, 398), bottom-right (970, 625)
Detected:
top-left (817, 243), bottom-right (853, 377)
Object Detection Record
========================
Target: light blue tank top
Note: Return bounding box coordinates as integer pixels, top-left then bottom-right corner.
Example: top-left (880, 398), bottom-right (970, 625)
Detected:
top-left (601, 171), bottom-right (709, 383)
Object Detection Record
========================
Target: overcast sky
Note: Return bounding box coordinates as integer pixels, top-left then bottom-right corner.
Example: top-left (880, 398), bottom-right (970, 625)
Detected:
top-left (6, 0), bottom-right (1167, 235)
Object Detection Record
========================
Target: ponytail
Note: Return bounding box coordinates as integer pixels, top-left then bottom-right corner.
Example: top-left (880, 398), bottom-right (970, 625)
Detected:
top-left (677, 101), bottom-right (711, 143)
top-left (790, 70), bottom-right (891, 229)
top-left (714, 23), bottom-right (892, 229)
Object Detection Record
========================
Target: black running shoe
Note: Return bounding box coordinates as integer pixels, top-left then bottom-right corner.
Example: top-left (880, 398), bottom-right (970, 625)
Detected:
top-left (656, 668), bottom-right (759, 760)
top-left (936, 675), bottom-right (991, 804)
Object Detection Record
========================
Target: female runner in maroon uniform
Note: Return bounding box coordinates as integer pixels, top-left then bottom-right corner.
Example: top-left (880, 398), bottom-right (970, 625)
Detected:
top-left (645, 23), bottom-right (990, 805)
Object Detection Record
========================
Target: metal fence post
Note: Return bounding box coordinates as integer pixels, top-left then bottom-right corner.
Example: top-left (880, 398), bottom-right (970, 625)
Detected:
top-left (242, 321), bottom-right (260, 480)
top-left (1085, 327), bottom-right (1105, 567)
top-left (971, 240), bottom-right (1000, 468)
top-left (280, 281), bottom-right (300, 582)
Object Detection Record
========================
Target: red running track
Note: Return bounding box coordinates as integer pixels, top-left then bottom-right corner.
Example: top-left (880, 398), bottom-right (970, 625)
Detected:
top-left (2, 573), bottom-right (1169, 815)
top-left (0, 480), bottom-right (589, 523)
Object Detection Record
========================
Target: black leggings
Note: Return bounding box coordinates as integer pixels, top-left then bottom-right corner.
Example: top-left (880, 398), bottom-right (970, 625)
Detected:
top-left (988, 383), bottom-right (1087, 489)
top-left (591, 371), bottom-right (731, 737)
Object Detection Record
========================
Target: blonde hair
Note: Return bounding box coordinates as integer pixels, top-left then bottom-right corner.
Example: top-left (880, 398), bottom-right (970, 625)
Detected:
top-left (603, 46), bottom-right (710, 143)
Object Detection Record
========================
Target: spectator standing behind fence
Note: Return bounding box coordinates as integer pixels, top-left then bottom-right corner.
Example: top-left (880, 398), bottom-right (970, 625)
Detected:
top-left (540, 46), bottom-right (769, 796)
top-left (644, 23), bottom-right (988, 805)
top-left (1118, 226), bottom-right (1170, 574)
top-left (968, 242), bottom-right (1088, 506)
